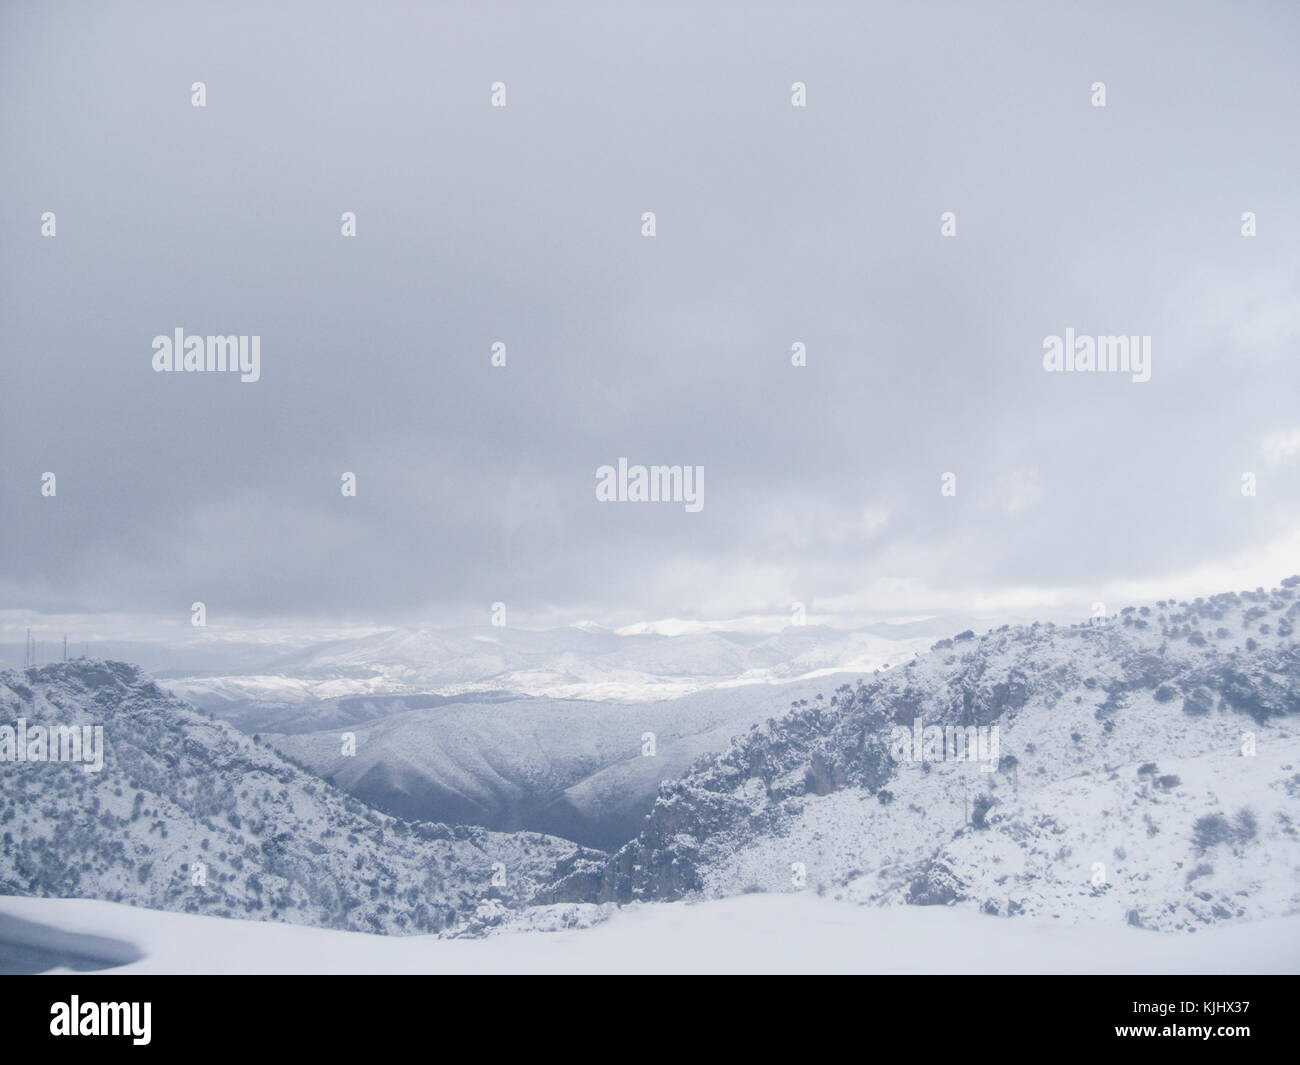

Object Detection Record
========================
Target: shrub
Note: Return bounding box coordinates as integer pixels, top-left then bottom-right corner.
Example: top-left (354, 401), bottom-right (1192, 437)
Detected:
top-left (1153, 684), bottom-right (1177, 703)
top-left (1193, 809), bottom-right (1258, 852)
top-left (1193, 813), bottom-right (1234, 851)
top-left (1233, 807), bottom-right (1258, 842)
top-left (1182, 688), bottom-right (1213, 717)
top-left (1097, 690), bottom-right (1128, 718)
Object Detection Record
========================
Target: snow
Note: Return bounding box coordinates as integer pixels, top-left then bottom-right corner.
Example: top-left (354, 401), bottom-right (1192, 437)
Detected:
top-left (0, 662), bottom-right (585, 936)
top-left (701, 721), bottom-right (1300, 928)
top-left (4, 893), bottom-right (1297, 975)
top-left (6, 584), bottom-right (1296, 968)
top-left (595, 585), bottom-right (1300, 932)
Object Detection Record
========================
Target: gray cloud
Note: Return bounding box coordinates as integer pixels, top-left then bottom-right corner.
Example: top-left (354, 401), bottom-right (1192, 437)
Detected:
top-left (2, 0), bottom-right (1298, 632)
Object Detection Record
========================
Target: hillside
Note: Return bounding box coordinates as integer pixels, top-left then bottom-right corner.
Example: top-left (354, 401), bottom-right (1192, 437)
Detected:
top-left (541, 581), bottom-right (1300, 932)
top-left (0, 661), bottom-right (590, 935)
top-left (266, 675), bottom-right (864, 848)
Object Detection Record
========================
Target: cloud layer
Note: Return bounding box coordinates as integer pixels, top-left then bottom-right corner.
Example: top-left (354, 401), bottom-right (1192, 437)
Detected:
top-left (2, 1), bottom-right (1298, 632)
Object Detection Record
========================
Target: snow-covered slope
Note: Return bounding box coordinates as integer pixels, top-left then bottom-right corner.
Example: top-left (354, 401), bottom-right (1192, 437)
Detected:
top-left (0, 661), bottom-right (591, 935)
top-left (544, 581), bottom-right (1300, 932)
top-left (266, 674), bottom-right (866, 848)
top-left (5, 893), bottom-right (1297, 975)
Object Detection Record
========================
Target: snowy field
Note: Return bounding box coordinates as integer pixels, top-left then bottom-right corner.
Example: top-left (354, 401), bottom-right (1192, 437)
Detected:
top-left (3, 894), bottom-right (1298, 975)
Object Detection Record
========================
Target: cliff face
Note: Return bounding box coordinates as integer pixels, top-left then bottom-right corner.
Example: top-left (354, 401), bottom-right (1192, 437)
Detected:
top-left (541, 581), bottom-right (1300, 930)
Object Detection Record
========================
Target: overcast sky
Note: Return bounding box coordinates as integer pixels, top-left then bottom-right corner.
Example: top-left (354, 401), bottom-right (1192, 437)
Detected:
top-left (2, 0), bottom-right (1298, 638)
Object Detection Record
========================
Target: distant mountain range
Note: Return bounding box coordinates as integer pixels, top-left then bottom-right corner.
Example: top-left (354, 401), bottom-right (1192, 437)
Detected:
top-left (161, 622), bottom-right (937, 714)
top-left (153, 621), bottom-right (938, 849)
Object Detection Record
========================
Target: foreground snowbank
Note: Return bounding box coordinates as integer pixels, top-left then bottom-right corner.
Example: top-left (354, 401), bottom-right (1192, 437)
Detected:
top-left (3, 894), bottom-right (1297, 975)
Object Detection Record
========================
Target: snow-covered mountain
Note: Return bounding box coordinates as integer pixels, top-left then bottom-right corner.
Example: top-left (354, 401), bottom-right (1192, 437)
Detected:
top-left (542, 580), bottom-right (1300, 932)
top-left (0, 661), bottom-right (591, 935)
top-left (6, 579), bottom-right (1296, 958)
top-left (266, 674), bottom-right (864, 848)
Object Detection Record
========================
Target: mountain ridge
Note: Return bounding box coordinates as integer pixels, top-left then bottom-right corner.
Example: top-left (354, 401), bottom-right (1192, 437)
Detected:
top-left (0, 660), bottom-right (593, 935)
top-left (538, 579), bottom-right (1300, 932)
